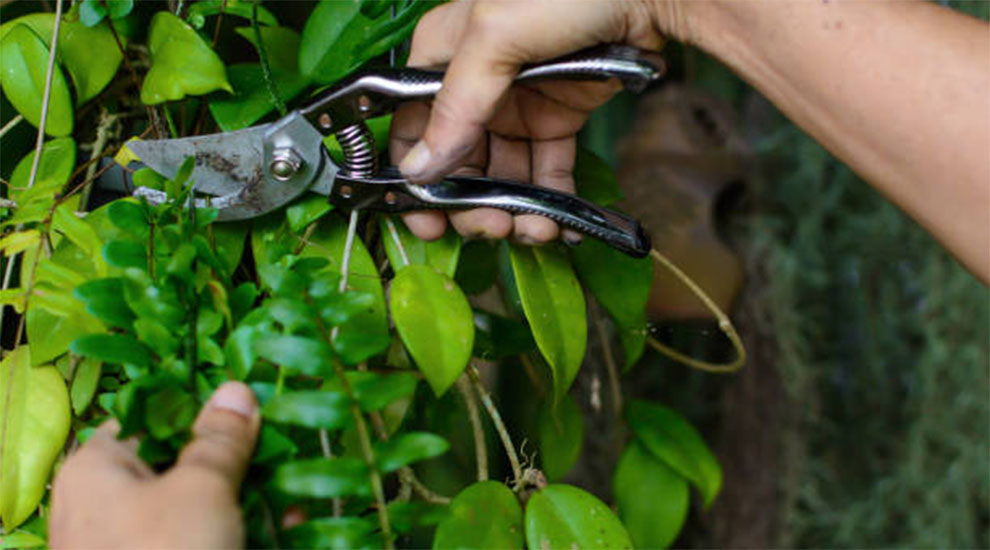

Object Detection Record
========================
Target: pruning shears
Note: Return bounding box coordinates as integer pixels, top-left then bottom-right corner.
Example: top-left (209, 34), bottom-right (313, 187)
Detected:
top-left (111, 45), bottom-right (663, 257)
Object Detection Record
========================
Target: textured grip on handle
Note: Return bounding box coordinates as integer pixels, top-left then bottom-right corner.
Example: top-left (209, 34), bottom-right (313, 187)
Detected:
top-left (302, 45), bottom-right (664, 134)
top-left (331, 171), bottom-right (651, 257)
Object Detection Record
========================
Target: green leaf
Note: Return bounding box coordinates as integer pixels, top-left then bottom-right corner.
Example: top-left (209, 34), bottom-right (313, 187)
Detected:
top-left (145, 386), bottom-right (196, 439)
top-left (508, 244), bottom-right (586, 401)
top-left (0, 14), bottom-right (123, 105)
top-left (272, 457), bottom-right (371, 498)
top-left (262, 390), bottom-right (351, 430)
top-left (53, 204), bottom-right (104, 272)
top-left (70, 334), bottom-right (153, 367)
top-left (107, 200), bottom-right (149, 238)
top-left (0, 530), bottom-right (46, 549)
top-left (390, 265), bottom-right (474, 396)
top-left (79, 0), bottom-right (132, 26)
top-left (254, 334), bottom-right (333, 377)
top-left (301, 215), bottom-right (389, 364)
top-left (574, 146), bottom-right (623, 206)
top-left (381, 217), bottom-right (462, 277)
top-left (347, 371), bottom-right (419, 412)
top-left (0, 25), bottom-right (73, 136)
top-left (207, 63), bottom-right (310, 132)
top-left (7, 137), bottom-right (75, 209)
top-left (103, 240), bottom-right (147, 270)
top-left (253, 425), bottom-right (298, 464)
top-left (613, 441), bottom-right (689, 549)
top-left (571, 238), bottom-right (653, 369)
top-left (0, 348), bottom-right (71, 530)
top-left (186, 0), bottom-right (277, 30)
top-left (375, 431), bottom-right (448, 473)
top-left (537, 394), bottom-right (584, 482)
top-left (433, 481), bottom-right (524, 550)
top-left (282, 517), bottom-right (378, 550)
top-left (135, 317), bottom-right (178, 357)
top-left (74, 278), bottom-right (136, 330)
top-left (286, 195), bottom-right (333, 233)
top-left (524, 484), bottom-right (632, 550)
top-left (234, 25), bottom-right (301, 73)
top-left (455, 240), bottom-right (498, 295)
top-left (141, 12), bottom-right (232, 104)
top-left (625, 399), bottom-right (722, 508)
top-left (69, 359), bottom-right (101, 416)
top-left (298, 0), bottom-right (433, 83)
top-left (212, 223), bottom-right (248, 275)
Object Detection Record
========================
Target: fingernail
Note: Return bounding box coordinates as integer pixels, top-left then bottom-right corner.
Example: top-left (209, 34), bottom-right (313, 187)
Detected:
top-left (209, 382), bottom-right (257, 419)
top-left (399, 140), bottom-right (432, 179)
top-left (562, 230), bottom-right (583, 247)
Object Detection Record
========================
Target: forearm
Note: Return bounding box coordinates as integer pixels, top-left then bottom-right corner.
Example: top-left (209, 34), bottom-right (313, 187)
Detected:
top-left (674, 0), bottom-right (989, 281)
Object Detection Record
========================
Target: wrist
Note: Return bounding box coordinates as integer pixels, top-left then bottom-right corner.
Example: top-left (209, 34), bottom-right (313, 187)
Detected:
top-left (648, 0), bottom-right (760, 68)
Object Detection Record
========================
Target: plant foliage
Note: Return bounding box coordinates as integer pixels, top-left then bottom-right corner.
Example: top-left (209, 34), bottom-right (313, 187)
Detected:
top-left (0, 1), bottom-right (722, 548)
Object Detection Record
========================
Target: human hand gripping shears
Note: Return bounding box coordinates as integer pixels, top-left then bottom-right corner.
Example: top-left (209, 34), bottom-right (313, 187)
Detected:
top-left (117, 45), bottom-right (664, 257)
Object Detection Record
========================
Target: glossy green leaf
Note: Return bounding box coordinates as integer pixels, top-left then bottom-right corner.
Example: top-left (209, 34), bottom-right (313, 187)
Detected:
top-left (234, 25), bottom-right (301, 73)
top-left (525, 484), bottom-right (632, 550)
top-left (254, 334), bottom-right (333, 377)
top-left (286, 195), bottom-right (333, 233)
top-left (321, 371), bottom-right (419, 413)
top-left (141, 12), bottom-right (232, 104)
top-left (70, 333), bottom-right (152, 367)
top-left (508, 244), bottom-right (586, 401)
top-left (212, 223), bottom-right (247, 275)
top-left (433, 481), bottom-right (524, 550)
top-left (390, 265), bottom-right (474, 396)
top-left (145, 386), bottom-right (196, 439)
top-left (0, 348), bottom-right (71, 530)
top-left (69, 359), bottom-right (101, 416)
top-left (375, 431), bottom-right (448, 473)
top-left (262, 390), bottom-right (351, 430)
top-left (107, 200), bottom-right (149, 238)
top-left (208, 63), bottom-right (310, 132)
top-left (27, 244), bottom-right (102, 365)
top-left (282, 517), bottom-right (378, 550)
top-left (0, 530), bottom-right (46, 549)
top-left (299, 0), bottom-right (432, 83)
top-left (571, 238), bottom-right (653, 369)
top-left (0, 25), bottom-right (73, 136)
top-left (537, 394), bottom-right (584, 482)
top-left (74, 278), bottom-right (136, 329)
top-left (300, 215), bottom-right (389, 364)
top-left (79, 0), bottom-right (132, 26)
top-left (574, 146), bottom-right (623, 206)
top-left (613, 441), bottom-right (689, 549)
top-left (273, 457), bottom-right (371, 498)
top-left (625, 399), bottom-right (722, 508)
top-left (103, 240), bottom-right (147, 270)
top-left (381, 217), bottom-right (462, 277)
top-left (0, 14), bottom-right (122, 105)
top-left (7, 137), bottom-right (75, 210)
top-left (186, 0), bottom-right (277, 30)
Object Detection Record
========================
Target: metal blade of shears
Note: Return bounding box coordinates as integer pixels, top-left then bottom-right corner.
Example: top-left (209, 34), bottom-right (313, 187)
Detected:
top-left (122, 113), bottom-right (335, 220)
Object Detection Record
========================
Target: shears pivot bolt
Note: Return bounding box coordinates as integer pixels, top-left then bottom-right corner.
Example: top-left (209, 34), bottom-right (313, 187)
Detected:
top-left (270, 148), bottom-right (303, 181)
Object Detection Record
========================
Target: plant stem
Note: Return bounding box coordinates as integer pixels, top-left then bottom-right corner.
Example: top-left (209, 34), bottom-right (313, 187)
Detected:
top-left (384, 216), bottom-right (411, 267)
top-left (0, 115), bottom-right (23, 140)
top-left (77, 109), bottom-right (118, 213)
top-left (646, 248), bottom-right (747, 372)
top-left (456, 375), bottom-right (488, 481)
top-left (590, 300), bottom-right (623, 417)
top-left (467, 364), bottom-right (523, 484)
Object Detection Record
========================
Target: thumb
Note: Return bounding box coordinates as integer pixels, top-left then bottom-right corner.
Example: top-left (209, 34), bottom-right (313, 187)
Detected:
top-left (173, 381), bottom-right (260, 492)
top-left (399, 15), bottom-right (521, 183)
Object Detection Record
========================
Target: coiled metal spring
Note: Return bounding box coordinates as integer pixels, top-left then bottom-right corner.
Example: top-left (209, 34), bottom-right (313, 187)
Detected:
top-left (336, 122), bottom-right (378, 178)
